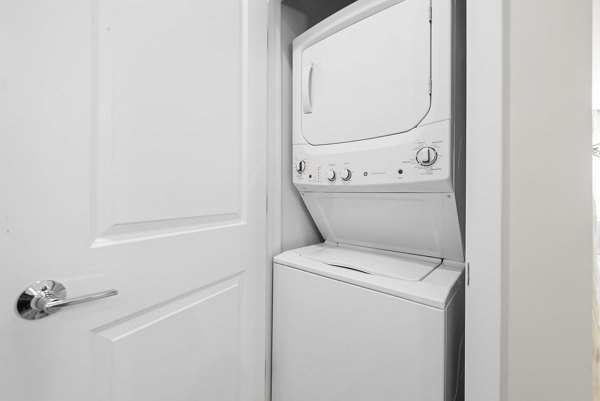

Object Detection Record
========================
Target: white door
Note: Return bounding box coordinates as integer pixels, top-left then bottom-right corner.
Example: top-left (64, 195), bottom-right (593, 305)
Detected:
top-left (0, 1), bottom-right (267, 400)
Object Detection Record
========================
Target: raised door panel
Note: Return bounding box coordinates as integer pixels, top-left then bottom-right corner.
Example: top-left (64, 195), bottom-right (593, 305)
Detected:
top-left (92, 276), bottom-right (242, 401)
top-left (94, 0), bottom-right (245, 245)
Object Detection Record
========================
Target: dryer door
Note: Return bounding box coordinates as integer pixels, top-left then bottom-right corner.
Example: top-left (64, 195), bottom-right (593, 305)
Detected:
top-left (297, 0), bottom-right (431, 145)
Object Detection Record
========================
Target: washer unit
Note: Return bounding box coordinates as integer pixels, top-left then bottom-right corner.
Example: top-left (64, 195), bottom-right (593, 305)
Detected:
top-left (273, 244), bottom-right (465, 401)
top-left (273, 0), bottom-right (466, 400)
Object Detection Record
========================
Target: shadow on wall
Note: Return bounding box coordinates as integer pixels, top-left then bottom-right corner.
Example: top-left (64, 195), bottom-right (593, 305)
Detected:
top-left (283, 0), bottom-right (357, 28)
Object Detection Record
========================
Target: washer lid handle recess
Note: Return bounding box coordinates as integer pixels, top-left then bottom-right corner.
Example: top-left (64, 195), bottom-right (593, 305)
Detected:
top-left (300, 246), bottom-right (441, 281)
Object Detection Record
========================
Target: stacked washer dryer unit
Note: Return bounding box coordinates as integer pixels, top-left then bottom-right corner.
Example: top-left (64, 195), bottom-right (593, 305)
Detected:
top-left (272, 0), bottom-right (465, 400)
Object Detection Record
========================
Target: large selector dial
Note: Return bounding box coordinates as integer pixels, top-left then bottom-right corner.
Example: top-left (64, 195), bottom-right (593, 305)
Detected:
top-left (415, 147), bottom-right (438, 166)
top-left (295, 160), bottom-right (306, 173)
top-left (340, 169), bottom-right (352, 181)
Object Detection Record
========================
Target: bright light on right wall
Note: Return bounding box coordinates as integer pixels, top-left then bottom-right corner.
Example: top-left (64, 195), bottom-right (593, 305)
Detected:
top-left (592, 0), bottom-right (600, 398)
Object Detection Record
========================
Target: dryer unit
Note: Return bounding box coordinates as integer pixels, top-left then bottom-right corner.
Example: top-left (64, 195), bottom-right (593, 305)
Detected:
top-left (273, 0), bottom-right (466, 400)
top-left (292, 0), bottom-right (466, 261)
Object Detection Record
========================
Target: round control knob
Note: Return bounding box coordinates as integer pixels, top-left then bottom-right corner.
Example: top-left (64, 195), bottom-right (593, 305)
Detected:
top-left (340, 169), bottom-right (352, 181)
top-left (327, 170), bottom-right (336, 181)
top-left (295, 160), bottom-right (306, 173)
top-left (415, 147), bottom-right (438, 166)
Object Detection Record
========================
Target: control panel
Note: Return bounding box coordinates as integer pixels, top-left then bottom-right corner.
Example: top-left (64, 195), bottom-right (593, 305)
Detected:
top-left (293, 122), bottom-right (454, 192)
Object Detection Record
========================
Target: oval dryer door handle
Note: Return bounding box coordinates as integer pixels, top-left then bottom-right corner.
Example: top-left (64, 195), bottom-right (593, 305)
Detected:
top-left (302, 64), bottom-right (314, 114)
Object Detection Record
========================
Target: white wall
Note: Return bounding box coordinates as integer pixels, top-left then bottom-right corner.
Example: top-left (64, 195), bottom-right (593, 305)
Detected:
top-left (593, 0), bottom-right (600, 227)
top-left (503, 0), bottom-right (592, 399)
top-left (467, 0), bottom-right (593, 400)
top-left (594, 0), bottom-right (600, 110)
top-left (276, 0), bottom-right (358, 251)
top-left (279, 3), bottom-right (322, 251)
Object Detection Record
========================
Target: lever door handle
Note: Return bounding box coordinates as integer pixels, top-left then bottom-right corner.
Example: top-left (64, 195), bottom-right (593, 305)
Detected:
top-left (38, 288), bottom-right (118, 314)
top-left (16, 280), bottom-right (118, 320)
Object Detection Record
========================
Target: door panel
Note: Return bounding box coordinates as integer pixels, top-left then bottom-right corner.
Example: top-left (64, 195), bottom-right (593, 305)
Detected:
top-left (95, 0), bottom-right (244, 243)
top-left (92, 275), bottom-right (242, 401)
top-left (0, 0), bottom-right (267, 400)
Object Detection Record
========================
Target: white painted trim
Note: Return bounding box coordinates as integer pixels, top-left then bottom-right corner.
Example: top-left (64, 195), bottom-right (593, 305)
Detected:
top-left (465, 0), bottom-right (504, 400)
top-left (265, 1), bottom-right (283, 400)
top-left (267, 0), bottom-right (283, 261)
top-left (594, 0), bottom-right (600, 110)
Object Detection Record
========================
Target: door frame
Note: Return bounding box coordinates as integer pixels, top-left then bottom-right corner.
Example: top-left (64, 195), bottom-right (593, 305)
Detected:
top-left (465, 0), bottom-right (504, 400)
top-left (266, 2), bottom-right (284, 401)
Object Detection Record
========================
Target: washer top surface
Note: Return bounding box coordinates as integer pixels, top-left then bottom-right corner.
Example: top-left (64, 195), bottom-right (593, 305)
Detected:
top-left (275, 242), bottom-right (464, 309)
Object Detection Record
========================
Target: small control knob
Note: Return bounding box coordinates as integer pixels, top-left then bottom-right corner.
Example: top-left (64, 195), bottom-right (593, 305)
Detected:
top-left (340, 169), bottom-right (352, 181)
top-left (295, 160), bottom-right (306, 173)
top-left (327, 170), bottom-right (336, 181)
top-left (416, 147), bottom-right (438, 166)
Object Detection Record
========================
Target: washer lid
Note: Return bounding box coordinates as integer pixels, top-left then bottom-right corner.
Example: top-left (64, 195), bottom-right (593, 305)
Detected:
top-left (297, 0), bottom-right (431, 145)
top-left (275, 243), bottom-right (464, 309)
top-left (300, 245), bottom-right (441, 281)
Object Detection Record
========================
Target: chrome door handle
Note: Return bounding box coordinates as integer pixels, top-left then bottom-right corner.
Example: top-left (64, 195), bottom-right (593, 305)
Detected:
top-left (38, 289), bottom-right (118, 314)
top-left (16, 280), bottom-right (118, 320)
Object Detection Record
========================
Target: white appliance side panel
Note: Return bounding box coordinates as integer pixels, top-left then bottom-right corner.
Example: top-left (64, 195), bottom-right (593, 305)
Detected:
top-left (444, 281), bottom-right (466, 401)
top-left (421, 0), bottom-right (453, 126)
top-left (301, 192), bottom-right (465, 261)
top-left (298, 0), bottom-right (431, 145)
top-left (272, 264), bottom-right (446, 401)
